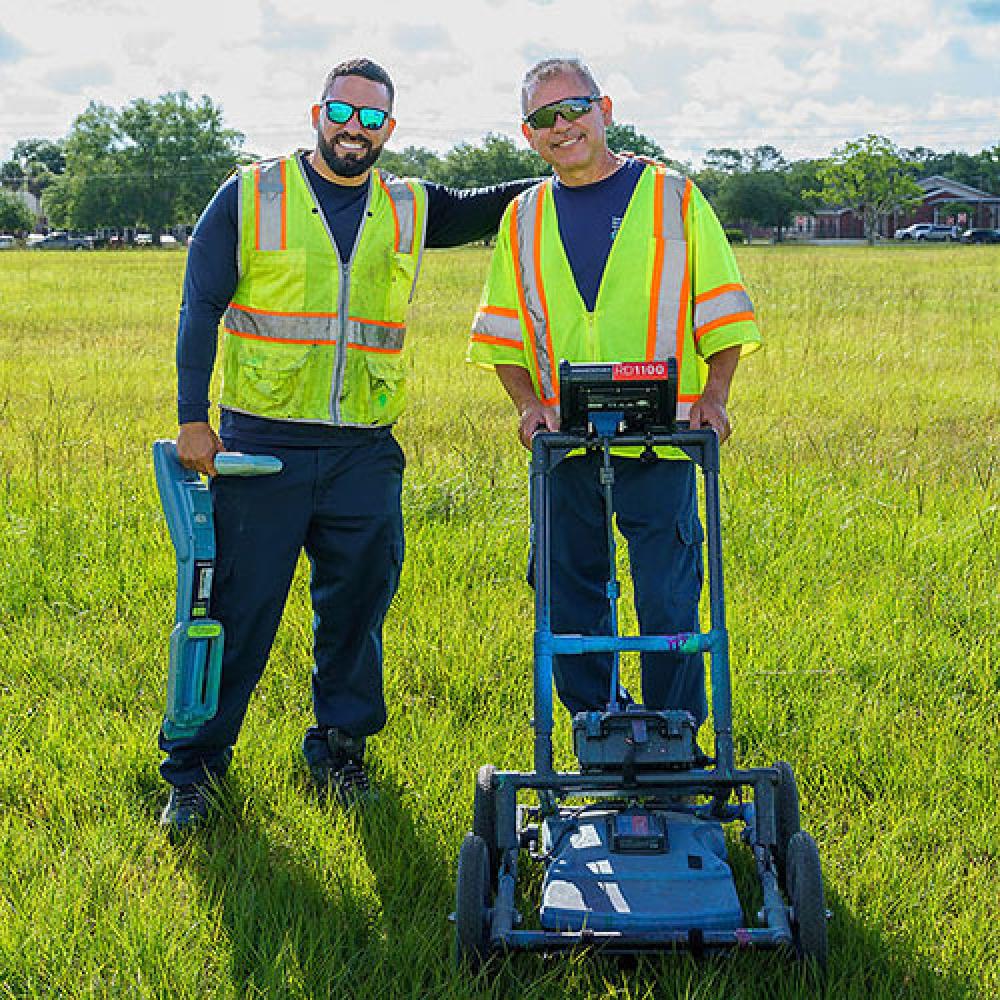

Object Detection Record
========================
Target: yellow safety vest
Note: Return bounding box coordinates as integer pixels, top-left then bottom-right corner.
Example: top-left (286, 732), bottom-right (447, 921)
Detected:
top-left (220, 154), bottom-right (428, 426)
top-left (469, 165), bottom-right (759, 421)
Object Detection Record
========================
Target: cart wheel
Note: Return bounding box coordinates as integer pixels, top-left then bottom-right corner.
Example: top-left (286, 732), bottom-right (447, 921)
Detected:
top-left (786, 830), bottom-right (828, 971)
top-left (473, 765), bottom-right (499, 887)
top-left (774, 761), bottom-right (801, 886)
top-left (455, 833), bottom-right (491, 971)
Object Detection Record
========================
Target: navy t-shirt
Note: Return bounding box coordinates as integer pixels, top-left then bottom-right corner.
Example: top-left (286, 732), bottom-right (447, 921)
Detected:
top-left (176, 152), bottom-right (535, 443)
top-left (551, 156), bottom-right (644, 312)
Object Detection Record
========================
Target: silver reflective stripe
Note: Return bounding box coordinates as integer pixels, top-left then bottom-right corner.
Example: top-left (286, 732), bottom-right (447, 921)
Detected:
top-left (256, 160), bottom-right (285, 251)
top-left (224, 304), bottom-right (335, 342)
top-left (652, 174), bottom-right (690, 359)
top-left (677, 400), bottom-right (693, 421)
top-left (693, 288), bottom-right (754, 333)
top-left (346, 319), bottom-right (405, 352)
top-left (471, 309), bottom-right (523, 347)
top-left (385, 179), bottom-right (416, 254)
top-left (515, 185), bottom-right (556, 402)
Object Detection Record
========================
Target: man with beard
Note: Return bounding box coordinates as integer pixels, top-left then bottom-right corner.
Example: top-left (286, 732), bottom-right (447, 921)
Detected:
top-left (160, 58), bottom-right (537, 834)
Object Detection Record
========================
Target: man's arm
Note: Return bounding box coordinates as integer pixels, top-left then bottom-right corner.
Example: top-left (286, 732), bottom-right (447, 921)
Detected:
top-left (424, 179), bottom-right (541, 248)
top-left (175, 174), bottom-right (240, 475)
top-left (496, 364), bottom-right (560, 449)
top-left (688, 345), bottom-right (740, 444)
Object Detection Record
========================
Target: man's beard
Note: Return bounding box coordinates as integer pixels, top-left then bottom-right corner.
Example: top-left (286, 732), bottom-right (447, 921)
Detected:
top-left (317, 130), bottom-right (382, 178)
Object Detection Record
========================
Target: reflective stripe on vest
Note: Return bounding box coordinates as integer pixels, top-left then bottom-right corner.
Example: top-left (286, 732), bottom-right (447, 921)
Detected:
top-left (693, 284), bottom-right (754, 341)
top-left (511, 184), bottom-right (557, 404)
top-left (225, 303), bottom-right (405, 352)
top-left (470, 305), bottom-right (524, 349)
top-left (511, 170), bottom-right (691, 410)
top-left (646, 173), bottom-right (690, 364)
top-left (255, 160), bottom-right (287, 251)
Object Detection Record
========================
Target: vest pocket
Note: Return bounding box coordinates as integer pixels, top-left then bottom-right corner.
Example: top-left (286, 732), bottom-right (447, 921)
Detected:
top-left (224, 338), bottom-right (334, 420)
top-left (387, 251), bottom-right (417, 318)
top-left (364, 353), bottom-right (406, 425)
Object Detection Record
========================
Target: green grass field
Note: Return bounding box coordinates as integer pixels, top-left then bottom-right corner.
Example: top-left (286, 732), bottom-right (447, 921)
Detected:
top-left (0, 245), bottom-right (997, 999)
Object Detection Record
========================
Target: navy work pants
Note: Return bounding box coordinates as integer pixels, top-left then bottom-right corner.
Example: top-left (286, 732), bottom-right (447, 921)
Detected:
top-left (159, 430), bottom-right (404, 787)
top-left (545, 455), bottom-right (707, 725)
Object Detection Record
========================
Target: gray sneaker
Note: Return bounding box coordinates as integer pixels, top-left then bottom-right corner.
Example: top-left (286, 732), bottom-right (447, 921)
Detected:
top-left (160, 783), bottom-right (211, 837)
top-left (307, 728), bottom-right (373, 806)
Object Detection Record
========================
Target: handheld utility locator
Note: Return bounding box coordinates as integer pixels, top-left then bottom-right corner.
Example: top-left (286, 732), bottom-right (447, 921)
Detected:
top-left (152, 440), bottom-right (282, 739)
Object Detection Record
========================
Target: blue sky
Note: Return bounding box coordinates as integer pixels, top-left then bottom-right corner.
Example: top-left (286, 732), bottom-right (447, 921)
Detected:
top-left (1, 0), bottom-right (997, 168)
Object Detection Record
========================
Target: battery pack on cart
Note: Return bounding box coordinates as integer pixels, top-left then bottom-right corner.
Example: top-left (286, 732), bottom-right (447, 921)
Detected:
top-left (573, 707), bottom-right (698, 772)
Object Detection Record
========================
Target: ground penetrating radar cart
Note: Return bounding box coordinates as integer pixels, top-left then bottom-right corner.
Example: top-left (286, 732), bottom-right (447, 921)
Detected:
top-left (453, 359), bottom-right (828, 972)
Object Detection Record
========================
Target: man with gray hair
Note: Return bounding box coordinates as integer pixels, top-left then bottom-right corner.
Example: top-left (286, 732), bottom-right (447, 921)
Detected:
top-left (469, 57), bottom-right (761, 734)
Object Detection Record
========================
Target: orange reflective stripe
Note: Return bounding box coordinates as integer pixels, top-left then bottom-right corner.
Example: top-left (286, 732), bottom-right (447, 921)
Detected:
top-left (645, 170), bottom-right (666, 361)
top-left (348, 314), bottom-right (405, 329)
top-left (481, 304), bottom-right (519, 319)
top-left (674, 178), bottom-right (693, 363)
top-left (254, 165), bottom-right (262, 251)
top-left (694, 311), bottom-right (755, 342)
top-left (471, 333), bottom-right (522, 348)
top-left (230, 302), bottom-right (338, 319)
top-left (279, 159), bottom-right (287, 250)
top-left (694, 282), bottom-right (743, 305)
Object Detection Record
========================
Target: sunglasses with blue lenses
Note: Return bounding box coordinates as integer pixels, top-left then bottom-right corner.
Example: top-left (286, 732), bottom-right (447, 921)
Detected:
top-left (324, 100), bottom-right (390, 130)
top-left (523, 95), bottom-right (600, 130)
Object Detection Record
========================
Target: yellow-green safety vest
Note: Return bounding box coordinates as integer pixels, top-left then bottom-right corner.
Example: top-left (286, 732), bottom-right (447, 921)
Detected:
top-left (220, 154), bottom-right (428, 426)
top-left (469, 165), bottom-right (759, 421)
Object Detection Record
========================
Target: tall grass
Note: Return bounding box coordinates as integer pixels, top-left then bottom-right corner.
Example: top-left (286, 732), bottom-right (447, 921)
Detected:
top-left (0, 245), bottom-right (996, 998)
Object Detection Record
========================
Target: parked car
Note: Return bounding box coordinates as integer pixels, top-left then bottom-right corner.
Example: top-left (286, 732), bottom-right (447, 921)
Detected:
top-left (960, 228), bottom-right (1000, 244)
top-left (30, 231), bottom-right (95, 250)
top-left (894, 223), bottom-right (932, 240)
top-left (915, 224), bottom-right (956, 242)
top-left (134, 232), bottom-right (179, 246)
top-left (0, 234), bottom-right (16, 250)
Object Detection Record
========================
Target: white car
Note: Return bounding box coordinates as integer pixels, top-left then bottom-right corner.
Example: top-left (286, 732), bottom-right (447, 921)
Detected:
top-left (894, 223), bottom-right (932, 240)
top-left (0, 234), bottom-right (16, 250)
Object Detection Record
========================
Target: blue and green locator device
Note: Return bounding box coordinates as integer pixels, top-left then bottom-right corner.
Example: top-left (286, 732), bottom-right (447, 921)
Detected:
top-left (152, 440), bottom-right (282, 739)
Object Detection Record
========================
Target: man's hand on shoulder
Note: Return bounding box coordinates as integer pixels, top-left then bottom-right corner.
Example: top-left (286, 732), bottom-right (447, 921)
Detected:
top-left (177, 421), bottom-right (224, 476)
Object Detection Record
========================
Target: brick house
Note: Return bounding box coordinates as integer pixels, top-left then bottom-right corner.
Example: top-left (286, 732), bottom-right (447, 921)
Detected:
top-left (792, 174), bottom-right (1000, 239)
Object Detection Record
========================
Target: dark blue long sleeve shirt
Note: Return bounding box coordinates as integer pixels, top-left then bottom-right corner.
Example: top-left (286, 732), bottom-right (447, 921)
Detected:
top-left (176, 153), bottom-right (536, 442)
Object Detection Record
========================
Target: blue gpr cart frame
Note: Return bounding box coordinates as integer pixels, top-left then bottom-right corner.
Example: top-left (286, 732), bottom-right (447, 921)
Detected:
top-left (454, 424), bottom-right (828, 968)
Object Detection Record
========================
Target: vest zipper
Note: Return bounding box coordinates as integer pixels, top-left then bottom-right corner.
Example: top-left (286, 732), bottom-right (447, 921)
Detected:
top-left (297, 157), bottom-right (374, 424)
top-left (585, 310), bottom-right (599, 361)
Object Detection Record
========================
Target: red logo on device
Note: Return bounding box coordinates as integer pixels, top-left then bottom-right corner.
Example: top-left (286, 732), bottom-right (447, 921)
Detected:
top-left (612, 362), bottom-right (669, 381)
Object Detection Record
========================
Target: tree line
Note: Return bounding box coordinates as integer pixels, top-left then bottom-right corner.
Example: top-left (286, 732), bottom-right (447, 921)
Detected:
top-left (1, 92), bottom-right (998, 243)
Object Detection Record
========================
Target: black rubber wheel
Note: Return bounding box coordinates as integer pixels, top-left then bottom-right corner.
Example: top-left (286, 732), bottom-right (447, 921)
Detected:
top-left (774, 760), bottom-right (801, 886)
top-left (473, 765), bottom-right (499, 887)
top-left (455, 833), bottom-right (491, 972)
top-left (786, 830), bottom-right (828, 971)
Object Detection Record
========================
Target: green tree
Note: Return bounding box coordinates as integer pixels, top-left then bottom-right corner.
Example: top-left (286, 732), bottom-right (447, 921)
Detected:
top-left (46, 92), bottom-right (243, 240)
top-left (812, 134), bottom-right (923, 243)
top-left (437, 133), bottom-right (546, 188)
top-left (378, 145), bottom-right (446, 182)
top-left (1, 138), bottom-right (66, 198)
top-left (0, 190), bottom-right (33, 233)
top-left (716, 170), bottom-right (796, 239)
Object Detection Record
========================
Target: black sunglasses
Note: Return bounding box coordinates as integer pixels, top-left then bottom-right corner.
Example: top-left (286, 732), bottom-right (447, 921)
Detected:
top-left (323, 100), bottom-right (390, 130)
top-left (523, 95), bottom-right (601, 130)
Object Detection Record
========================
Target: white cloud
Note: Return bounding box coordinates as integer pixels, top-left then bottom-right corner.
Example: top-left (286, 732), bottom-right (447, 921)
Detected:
top-left (0, 0), bottom-right (996, 169)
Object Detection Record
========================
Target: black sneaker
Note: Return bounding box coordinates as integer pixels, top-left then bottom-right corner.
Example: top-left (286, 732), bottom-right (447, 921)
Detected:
top-left (160, 783), bottom-right (211, 837)
top-left (307, 728), bottom-right (373, 806)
